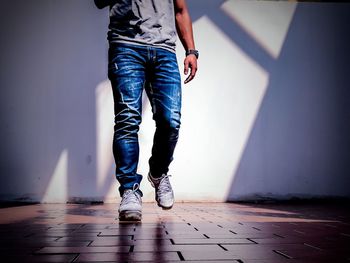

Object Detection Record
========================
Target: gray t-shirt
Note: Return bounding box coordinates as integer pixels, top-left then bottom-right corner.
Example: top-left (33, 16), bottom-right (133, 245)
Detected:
top-left (108, 0), bottom-right (177, 52)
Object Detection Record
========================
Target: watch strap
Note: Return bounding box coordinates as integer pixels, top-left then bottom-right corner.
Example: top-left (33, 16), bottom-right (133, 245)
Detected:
top-left (186, 49), bottom-right (199, 59)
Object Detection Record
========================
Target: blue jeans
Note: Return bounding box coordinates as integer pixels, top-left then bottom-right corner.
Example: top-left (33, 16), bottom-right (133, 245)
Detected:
top-left (108, 43), bottom-right (181, 196)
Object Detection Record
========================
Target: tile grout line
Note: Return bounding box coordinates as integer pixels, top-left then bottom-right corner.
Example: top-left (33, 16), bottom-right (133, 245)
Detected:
top-left (177, 251), bottom-right (185, 261)
top-left (218, 244), bottom-right (228, 251)
top-left (70, 253), bottom-right (80, 263)
top-left (273, 249), bottom-right (293, 259)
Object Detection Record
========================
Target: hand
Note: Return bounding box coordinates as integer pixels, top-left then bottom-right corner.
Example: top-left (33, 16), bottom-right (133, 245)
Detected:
top-left (184, 54), bottom-right (198, 84)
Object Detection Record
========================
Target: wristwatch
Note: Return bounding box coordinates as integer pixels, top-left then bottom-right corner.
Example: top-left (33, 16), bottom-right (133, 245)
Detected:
top-left (186, 49), bottom-right (199, 59)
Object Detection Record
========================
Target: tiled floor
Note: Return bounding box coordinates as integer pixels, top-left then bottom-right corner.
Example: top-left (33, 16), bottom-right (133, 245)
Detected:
top-left (0, 202), bottom-right (349, 262)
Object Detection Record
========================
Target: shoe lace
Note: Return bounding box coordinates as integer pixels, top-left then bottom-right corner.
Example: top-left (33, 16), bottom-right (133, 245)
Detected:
top-left (121, 183), bottom-right (141, 205)
top-left (158, 175), bottom-right (172, 194)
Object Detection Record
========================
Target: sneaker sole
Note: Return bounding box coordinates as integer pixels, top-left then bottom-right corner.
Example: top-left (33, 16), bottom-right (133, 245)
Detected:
top-left (157, 202), bottom-right (173, 210)
top-left (119, 210), bottom-right (142, 221)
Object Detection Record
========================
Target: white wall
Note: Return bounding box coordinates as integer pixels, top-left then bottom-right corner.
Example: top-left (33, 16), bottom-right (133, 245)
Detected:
top-left (0, 0), bottom-right (349, 203)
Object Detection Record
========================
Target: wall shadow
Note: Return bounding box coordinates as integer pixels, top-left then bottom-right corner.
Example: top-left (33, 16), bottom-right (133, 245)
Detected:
top-left (226, 3), bottom-right (350, 200)
top-left (185, 1), bottom-right (350, 200)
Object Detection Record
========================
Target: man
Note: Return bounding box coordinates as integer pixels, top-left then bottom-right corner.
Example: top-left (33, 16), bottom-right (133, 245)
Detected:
top-left (94, 0), bottom-right (198, 221)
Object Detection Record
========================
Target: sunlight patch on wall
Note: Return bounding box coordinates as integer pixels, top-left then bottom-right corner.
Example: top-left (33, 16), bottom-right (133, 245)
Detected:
top-left (42, 149), bottom-right (68, 203)
top-left (103, 181), bottom-right (119, 203)
top-left (95, 80), bottom-right (116, 202)
top-left (172, 16), bottom-right (269, 201)
top-left (221, 0), bottom-right (297, 58)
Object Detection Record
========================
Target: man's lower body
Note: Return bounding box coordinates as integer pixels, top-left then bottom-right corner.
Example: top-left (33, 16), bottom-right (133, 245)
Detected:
top-left (108, 43), bottom-right (181, 221)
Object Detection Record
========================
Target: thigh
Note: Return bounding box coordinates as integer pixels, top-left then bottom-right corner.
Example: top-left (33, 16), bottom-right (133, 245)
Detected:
top-left (108, 44), bottom-right (146, 114)
top-left (147, 49), bottom-right (182, 126)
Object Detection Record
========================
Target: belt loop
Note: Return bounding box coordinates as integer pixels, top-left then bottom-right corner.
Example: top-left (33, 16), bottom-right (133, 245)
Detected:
top-left (147, 46), bottom-right (151, 61)
top-left (153, 48), bottom-right (157, 62)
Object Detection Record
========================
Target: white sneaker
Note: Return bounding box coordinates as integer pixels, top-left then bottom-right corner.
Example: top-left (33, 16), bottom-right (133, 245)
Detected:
top-left (118, 183), bottom-right (142, 221)
top-left (148, 173), bottom-right (174, 210)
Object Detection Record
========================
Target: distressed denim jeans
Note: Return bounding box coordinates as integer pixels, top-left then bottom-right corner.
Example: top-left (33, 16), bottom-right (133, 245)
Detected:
top-left (108, 43), bottom-right (181, 196)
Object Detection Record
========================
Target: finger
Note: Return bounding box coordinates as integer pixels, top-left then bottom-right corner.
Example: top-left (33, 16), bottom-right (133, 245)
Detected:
top-left (184, 69), bottom-right (196, 84)
top-left (192, 65), bottom-right (197, 77)
top-left (187, 64), bottom-right (198, 82)
top-left (184, 75), bottom-right (193, 84)
top-left (184, 60), bottom-right (189, 75)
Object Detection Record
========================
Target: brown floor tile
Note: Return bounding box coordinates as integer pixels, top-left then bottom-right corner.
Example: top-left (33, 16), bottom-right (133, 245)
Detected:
top-left (204, 233), bottom-right (279, 239)
top-left (133, 244), bottom-right (225, 252)
top-left (172, 237), bottom-right (254, 245)
top-left (88, 239), bottom-right (135, 246)
top-left (35, 245), bottom-right (131, 254)
top-left (33, 241), bottom-right (92, 247)
top-left (3, 254), bottom-right (79, 263)
top-left (133, 233), bottom-right (206, 239)
top-left (75, 251), bottom-right (180, 262)
top-left (249, 237), bottom-right (306, 244)
top-left (242, 260), bottom-right (298, 263)
top-left (222, 243), bottom-right (318, 259)
top-left (181, 250), bottom-right (241, 261)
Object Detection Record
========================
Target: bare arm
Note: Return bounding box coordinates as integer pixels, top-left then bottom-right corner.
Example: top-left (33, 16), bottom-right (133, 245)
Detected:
top-left (174, 0), bottom-right (198, 84)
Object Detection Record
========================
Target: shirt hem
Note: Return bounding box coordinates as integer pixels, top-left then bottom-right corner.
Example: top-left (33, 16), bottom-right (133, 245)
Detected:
top-left (109, 39), bottom-right (176, 53)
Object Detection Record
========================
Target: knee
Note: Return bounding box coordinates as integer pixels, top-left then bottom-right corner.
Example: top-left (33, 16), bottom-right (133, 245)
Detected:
top-left (156, 111), bottom-right (181, 132)
top-left (114, 108), bottom-right (142, 139)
